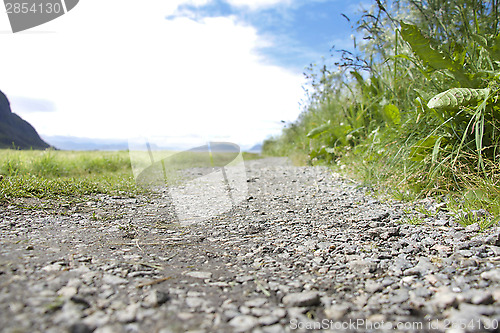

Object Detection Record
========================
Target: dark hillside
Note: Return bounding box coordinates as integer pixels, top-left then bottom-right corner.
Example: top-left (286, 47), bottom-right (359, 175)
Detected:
top-left (0, 90), bottom-right (50, 149)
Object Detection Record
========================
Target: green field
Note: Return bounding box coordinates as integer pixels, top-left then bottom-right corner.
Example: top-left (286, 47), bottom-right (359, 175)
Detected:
top-left (0, 149), bottom-right (260, 205)
top-left (0, 149), bottom-right (140, 204)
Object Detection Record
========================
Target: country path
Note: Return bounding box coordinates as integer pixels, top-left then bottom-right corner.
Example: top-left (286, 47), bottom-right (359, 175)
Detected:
top-left (1, 157), bottom-right (500, 333)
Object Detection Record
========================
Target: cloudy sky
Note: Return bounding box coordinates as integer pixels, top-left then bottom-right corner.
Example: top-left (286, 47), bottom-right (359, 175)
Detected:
top-left (0, 0), bottom-right (369, 149)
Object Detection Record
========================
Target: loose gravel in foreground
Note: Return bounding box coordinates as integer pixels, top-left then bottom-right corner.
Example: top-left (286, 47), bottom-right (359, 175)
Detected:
top-left (1, 157), bottom-right (500, 333)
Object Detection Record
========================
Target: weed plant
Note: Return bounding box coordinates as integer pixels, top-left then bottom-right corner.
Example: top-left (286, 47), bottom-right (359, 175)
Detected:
top-left (264, 0), bottom-right (500, 227)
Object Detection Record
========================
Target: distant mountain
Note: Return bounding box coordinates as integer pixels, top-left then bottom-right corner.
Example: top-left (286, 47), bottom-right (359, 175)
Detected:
top-left (42, 136), bottom-right (130, 151)
top-left (247, 143), bottom-right (262, 153)
top-left (43, 136), bottom-right (187, 151)
top-left (0, 90), bottom-right (51, 149)
top-left (43, 136), bottom-right (264, 153)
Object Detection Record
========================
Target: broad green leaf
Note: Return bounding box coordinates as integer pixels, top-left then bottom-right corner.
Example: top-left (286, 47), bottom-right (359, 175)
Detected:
top-left (400, 22), bottom-right (451, 70)
top-left (491, 34), bottom-right (500, 62)
top-left (394, 54), bottom-right (433, 81)
top-left (400, 22), bottom-right (470, 85)
top-left (427, 88), bottom-right (490, 110)
top-left (307, 120), bottom-right (331, 139)
top-left (472, 33), bottom-right (500, 62)
top-left (382, 104), bottom-right (401, 125)
top-left (309, 149), bottom-right (319, 159)
top-left (410, 135), bottom-right (440, 162)
top-left (413, 88), bottom-right (432, 101)
top-left (309, 146), bottom-right (327, 159)
top-left (332, 124), bottom-right (353, 145)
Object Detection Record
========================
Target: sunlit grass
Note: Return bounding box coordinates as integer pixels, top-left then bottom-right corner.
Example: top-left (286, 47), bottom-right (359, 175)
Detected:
top-left (0, 149), bottom-right (140, 203)
top-left (334, 145), bottom-right (500, 229)
top-left (0, 149), bottom-right (262, 205)
top-left (0, 149), bottom-right (133, 178)
top-left (261, 0), bottom-right (500, 230)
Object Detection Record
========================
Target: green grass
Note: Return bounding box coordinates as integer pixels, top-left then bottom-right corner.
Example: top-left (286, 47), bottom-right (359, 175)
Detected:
top-left (0, 149), bottom-right (262, 205)
top-left (0, 149), bottom-right (141, 204)
top-left (242, 152), bottom-right (262, 161)
top-left (0, 149), bottom-right (134, 178)
top-left (263, 0), bottom-right (500, 229)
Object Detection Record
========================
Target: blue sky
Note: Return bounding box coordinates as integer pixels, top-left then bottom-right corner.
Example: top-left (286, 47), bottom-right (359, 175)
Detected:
top-left (170, 0), bottom-right (364, 70)
top-left (0, 0), bottom-right (371, 149)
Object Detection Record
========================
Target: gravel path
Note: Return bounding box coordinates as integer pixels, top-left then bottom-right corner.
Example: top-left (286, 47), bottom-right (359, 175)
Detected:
top-left (1, 157), bottom-right (500, 333)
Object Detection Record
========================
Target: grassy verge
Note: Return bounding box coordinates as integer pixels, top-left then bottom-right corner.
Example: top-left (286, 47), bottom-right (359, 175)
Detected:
top-left (263, 0), bottom-right (500, 229)
top-left (0, 149), bottom-right (262, 206)
top-left (242, 152), bottom-right (262, 161)
top-left (0, 149), bottom-right (141, 205)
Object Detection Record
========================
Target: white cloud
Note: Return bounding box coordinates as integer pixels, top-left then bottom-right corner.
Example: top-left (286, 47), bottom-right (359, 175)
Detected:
top-left (0, 0), bottom-right (304, 147)
top-left (224, 0), bottom-right (293, 10)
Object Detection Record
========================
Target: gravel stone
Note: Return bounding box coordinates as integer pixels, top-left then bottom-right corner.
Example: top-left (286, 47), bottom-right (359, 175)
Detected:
top-left (433, 290), bottom-right (458, 309)
top-left (365, 280), bottom-right (383, 293)
top-left (244, 298), bottom-right (267, 308)
top-left (1, 157), bottom-right (499, 332)
top-left (102, 274), bottom-right (128, 285)
top-left (348, 259), bottom-right (378, 274)
top-left (465, 223), bottom-right (481, 233)
top-left (281, 291), bottom-right (320, 307)
top-left (68, 323), bottom-right (94, 333)
top-left (58, 286), bottom-right (78, 298)
top-left (481, 269), bottom-right (500, 282)
top-left (228, 315), bottom-right (259, 332)
top-left (186, 271), bottom-right (212, 279)
top-left (470, 291), bottom-right (494, 305)
top-left (185, 297), bottom-right (205, 308)
top-left (115, 303), bottom-right (139, 323)
top-left (143, 290), bottom-right (170, 308)
top-left (403, 257), bottom-right (437, 276)
top-left (324, 304), bottom-right (349, 320)
top-left (258, 315), bottom-right (280, 326)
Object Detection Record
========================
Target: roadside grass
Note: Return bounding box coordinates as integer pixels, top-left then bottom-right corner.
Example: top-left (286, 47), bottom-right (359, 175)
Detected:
top-left (242, 152), bottom-right (262, 161)
top-left (262, 0), bottom-right (500, 229)
top-left (0, 149), bottom-right (133, 178)
top-left (335, 145), bottom-right (500, 228)
top-left (0, 149), bottom-right (262, 205)
top-left (0, 149), bottom-right (141, 204)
